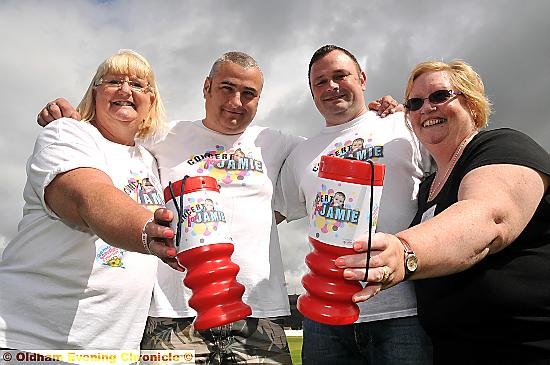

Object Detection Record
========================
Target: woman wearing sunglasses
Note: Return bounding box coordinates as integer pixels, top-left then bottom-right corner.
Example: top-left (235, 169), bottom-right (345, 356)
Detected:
top-left (0, 50), bottom-right (179, 354)
top-left (337, 59), bottom-right (550, 364)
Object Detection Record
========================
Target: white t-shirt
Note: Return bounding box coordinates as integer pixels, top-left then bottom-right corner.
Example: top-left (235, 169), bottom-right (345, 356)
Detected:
top-left (275, 111), bottom-right (431, 322)
top-left (0, 119), bottom-right (161, 351)
top-left (148, 120), bottom-right (304, 318)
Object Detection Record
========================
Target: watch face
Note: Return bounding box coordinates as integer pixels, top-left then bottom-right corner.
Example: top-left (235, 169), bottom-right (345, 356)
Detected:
top-left (406, 254), bottom-right (418, 272)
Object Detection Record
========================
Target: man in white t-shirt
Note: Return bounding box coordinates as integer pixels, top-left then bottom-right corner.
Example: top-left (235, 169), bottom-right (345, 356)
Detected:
top-left (275, 45), bottom-right (433, 364)
top-left (141, 52), bottom-right (303, 364)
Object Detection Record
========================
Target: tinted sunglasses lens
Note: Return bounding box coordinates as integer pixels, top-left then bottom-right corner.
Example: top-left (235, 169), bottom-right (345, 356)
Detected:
top-left (406, 90), bottom-right (454, 111)
top-left (430, 90), bottom-right (453, 104)
top-left (406, 98), bottom-right (423, 111)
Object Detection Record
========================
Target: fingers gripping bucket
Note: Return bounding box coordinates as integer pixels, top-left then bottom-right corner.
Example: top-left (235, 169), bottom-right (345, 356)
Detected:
top-left (298, 156), bottom-right (385, 325)
top-left (164, 176), bottom-right (252, 330)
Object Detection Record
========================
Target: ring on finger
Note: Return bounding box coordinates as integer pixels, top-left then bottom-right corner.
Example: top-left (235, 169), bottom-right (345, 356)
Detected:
top-left (47, 102), bottom-right (56, 110)
top-left (381, 266), bottom-right (390, 283)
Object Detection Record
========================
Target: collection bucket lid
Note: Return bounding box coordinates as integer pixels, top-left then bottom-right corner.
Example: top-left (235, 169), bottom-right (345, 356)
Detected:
top-left (164, 176), bottom-right (220, 201)
top-left (318, 155), bottom-right (385, 186)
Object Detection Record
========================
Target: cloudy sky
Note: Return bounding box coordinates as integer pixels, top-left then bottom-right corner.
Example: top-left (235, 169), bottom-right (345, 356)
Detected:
top-left (1, 0), bottom-right (549, 293)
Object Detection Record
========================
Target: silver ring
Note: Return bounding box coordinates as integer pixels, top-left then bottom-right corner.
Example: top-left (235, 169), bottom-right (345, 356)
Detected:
top-left (381, 266), bottom-right (390, 283)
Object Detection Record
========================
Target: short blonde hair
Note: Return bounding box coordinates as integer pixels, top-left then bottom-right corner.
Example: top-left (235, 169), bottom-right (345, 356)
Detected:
top-left (404, 59), bottom-right (492, 129)
top-left (77, 49), bottom-right (167, 139)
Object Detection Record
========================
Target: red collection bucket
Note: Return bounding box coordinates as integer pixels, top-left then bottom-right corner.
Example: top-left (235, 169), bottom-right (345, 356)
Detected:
top-left (164, 176), bottom-right (252, 330)
top-left (298, 156), bottom-right (385, 325)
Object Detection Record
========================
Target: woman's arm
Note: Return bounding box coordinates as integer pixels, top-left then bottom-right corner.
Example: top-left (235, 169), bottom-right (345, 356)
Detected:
top-left (402, 164), bottom-right (548, 278)
top-left (45, 167), bottom-right (180, 268)
top-left (337, 163), bottom-right (549, 302)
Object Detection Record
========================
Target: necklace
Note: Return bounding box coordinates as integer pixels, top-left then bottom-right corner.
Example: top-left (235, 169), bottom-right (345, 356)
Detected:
top-left (428, 132), bottom-right (477, 201)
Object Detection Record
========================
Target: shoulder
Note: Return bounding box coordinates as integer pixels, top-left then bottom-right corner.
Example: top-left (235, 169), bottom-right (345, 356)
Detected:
top-left (28, 119), bottom-right (112, 179)
top-left (464, 128), bottom-right (550, 174)
top-left (38, 118), bottom-right (101, 147)
top-left (44, 117), bottom-right (96, 134)
top-left (472, 128), bottom-right (546, 154)
top-left (476, 127), bottom-right (531, 141)
top-left (247, 125), bottom-right (305, 145)
top-left (167, 119), bottom-right (195, 132)
top-left (153, 120), bottom-right (197, 146)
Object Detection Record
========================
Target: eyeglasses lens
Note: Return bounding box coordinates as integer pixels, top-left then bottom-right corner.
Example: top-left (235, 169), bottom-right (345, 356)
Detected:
top-left (101, 78), bottom-right (149, 93)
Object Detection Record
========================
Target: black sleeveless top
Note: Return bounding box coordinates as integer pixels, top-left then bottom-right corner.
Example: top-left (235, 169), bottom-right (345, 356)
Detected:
top-left (411, 128), bottom-right (550, 362)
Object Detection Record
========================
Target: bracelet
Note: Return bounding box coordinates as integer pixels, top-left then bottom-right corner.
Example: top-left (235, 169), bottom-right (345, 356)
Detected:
top-left (395, 235), bottom-right (418, 279)
top-left (141, 217), bottom-right (154, 255)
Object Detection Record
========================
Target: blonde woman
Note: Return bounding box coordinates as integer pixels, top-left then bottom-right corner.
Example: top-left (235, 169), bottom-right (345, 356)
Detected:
top-left (0, 50), bottom-right (178, 352)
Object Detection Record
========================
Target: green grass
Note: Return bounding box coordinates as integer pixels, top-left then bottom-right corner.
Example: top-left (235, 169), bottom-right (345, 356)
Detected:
top-left (287, 336), bottom-right (303, 365)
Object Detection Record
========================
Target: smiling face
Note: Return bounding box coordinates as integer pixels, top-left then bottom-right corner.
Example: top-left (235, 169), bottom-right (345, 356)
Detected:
top-left (77, 50), bottom-right (165, 141)
top-left (93, 73), bottom-right (153, 145)
top-left (203, 61), bottom-right (263, 135)
top-left (407, 70), bottom-right (475, 149)
top-left (309, 50), bottom-right (367, 126)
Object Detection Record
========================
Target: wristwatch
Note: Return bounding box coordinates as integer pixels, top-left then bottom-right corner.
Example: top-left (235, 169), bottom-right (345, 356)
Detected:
top-left (396, 236), bottom-right (418, 279)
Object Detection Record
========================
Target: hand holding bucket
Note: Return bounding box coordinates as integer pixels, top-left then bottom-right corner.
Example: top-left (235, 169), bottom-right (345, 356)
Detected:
top-left (164, 176), bottom-right (252, 330)
top-left (298, 156), bottom-right (385, 325)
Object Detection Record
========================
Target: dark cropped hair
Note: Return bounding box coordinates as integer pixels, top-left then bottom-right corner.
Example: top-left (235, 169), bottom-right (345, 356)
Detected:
top-left (308, 45), bottom-right (363, 89)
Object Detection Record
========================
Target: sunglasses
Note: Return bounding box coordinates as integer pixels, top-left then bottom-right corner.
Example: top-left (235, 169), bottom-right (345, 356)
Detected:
top-left (404, 90), bottom-right (463, 111)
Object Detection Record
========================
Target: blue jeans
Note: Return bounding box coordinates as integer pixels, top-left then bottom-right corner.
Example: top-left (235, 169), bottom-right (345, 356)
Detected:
top-left (302, 316), bottom-right (433, 365)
